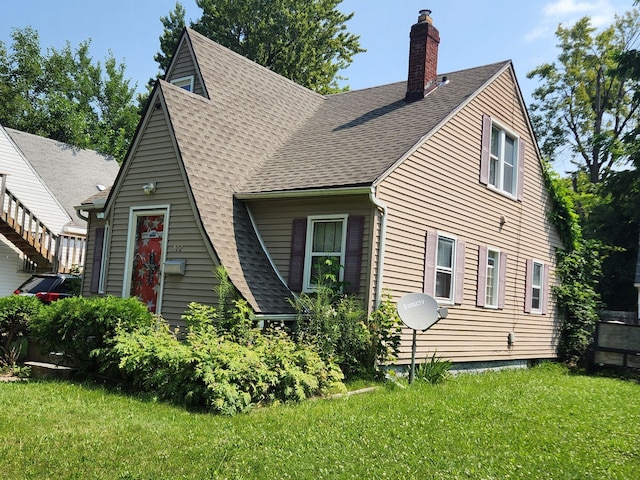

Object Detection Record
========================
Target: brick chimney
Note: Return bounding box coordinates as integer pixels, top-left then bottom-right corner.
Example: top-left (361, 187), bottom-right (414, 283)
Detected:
top-left (405, 9), bottom-right (440, 101)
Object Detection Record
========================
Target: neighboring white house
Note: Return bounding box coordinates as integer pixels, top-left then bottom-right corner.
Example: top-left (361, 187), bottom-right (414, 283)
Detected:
top-left (0, 125), bottom-right (119, 296)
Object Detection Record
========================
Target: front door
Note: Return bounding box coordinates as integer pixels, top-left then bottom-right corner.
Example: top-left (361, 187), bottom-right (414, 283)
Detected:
top-left (130, 214), bottom-right (164, 312)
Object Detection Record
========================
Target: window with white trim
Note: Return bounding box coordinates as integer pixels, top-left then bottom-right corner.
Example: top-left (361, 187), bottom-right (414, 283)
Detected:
top-left (485, 249), bottom-right (500, 307)
top-left (531, 261), bottom-right (543, 312)
top-left (435, 234), bottom-right (456, 301)
top-left (170, 75), bottom-right (194, 92)
top-left (489, 123), bottom-right (519, 196)
top-left (303, 215), bottom-right (347, 292)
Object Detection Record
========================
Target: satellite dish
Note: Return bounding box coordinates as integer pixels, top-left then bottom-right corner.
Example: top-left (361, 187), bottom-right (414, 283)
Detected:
top-left (397, 292), bottom-right (441, 331)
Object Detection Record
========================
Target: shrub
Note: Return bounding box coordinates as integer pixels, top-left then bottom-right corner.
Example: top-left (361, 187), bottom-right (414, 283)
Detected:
top-left (0, 295), bottom-right (42, 370)
top-left (289, 261), bottom-right (401, 379)
top-left (107, 315), bottom-right (344, 415)
top-left (30, 295), bottom-right (155, 372)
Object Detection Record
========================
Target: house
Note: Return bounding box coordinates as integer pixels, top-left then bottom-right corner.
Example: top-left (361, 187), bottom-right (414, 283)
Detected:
top-left (0, 125), bottom-right (119, 296)
top-left (79, 11), bottom-right (563, 368)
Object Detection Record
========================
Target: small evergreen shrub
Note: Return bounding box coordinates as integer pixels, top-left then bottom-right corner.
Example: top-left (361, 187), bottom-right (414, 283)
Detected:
top-left (0, 295), bottom-right (42, 370)
top-left (30, 295), bottom-right (155, 372)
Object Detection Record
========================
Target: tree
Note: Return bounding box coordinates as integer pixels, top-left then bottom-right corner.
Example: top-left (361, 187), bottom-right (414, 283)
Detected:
top-left (155, 1), bottom-right (187, 75)
top-left (0, 27), bottom-right (139, 163)
top-left (154, 0), bottom-right (364, 94)
top-left (527, 9), bottom-right (640, 184)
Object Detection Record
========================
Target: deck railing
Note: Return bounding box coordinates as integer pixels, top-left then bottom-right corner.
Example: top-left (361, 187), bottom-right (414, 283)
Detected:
top-left (0, 173), bottom-right (86, 273)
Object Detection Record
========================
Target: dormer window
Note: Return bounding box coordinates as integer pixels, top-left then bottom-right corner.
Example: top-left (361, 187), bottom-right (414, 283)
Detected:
top-left (170, 75), bottom-right (194, 92)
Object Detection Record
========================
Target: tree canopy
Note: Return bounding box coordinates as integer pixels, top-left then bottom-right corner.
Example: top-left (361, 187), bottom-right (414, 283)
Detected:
top-left (527, 9), bottom-right (640, 183)
top-left (154, 0), bottom-right (364, 94)
top-left (0, 27), bottom-right (139, 163)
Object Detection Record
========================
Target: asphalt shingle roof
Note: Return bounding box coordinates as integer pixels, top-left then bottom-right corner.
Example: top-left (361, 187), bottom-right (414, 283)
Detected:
top-left (6, 128), bottom-right (120, 228)
top-left (141, 29), bottom-right (512, 314)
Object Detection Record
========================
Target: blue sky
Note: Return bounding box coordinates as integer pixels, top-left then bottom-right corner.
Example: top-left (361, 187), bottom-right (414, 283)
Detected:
top-left (1, 0), bottom-right (636, 104)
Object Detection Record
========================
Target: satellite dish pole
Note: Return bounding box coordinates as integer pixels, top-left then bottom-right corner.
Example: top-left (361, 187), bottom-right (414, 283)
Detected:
top-left (397, 293), bottom-right (448, 384)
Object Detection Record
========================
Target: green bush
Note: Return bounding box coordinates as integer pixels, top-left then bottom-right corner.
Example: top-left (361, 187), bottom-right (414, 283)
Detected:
top-left (289, 261), bottom-right (401, 379)
top-left (415, 352), bottom-right (452, 384)
top-left (0, 295), bottom-right (42, 370)
top-left (106, 314), bottom-right (344, 415)
top-left (30, 295), bottom-right (155, 372)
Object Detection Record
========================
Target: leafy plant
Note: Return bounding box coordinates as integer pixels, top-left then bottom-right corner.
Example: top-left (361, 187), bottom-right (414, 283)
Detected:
top-left (0, 295), bottom-right (42, 369)
top-left (415, 352), bottom-right (452, 384)
top-left (30, 295), bottom-right (155, 373)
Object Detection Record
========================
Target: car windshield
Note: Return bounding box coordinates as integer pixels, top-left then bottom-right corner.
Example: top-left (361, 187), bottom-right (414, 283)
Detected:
top-left (17, 276), bottom-right (58, 293)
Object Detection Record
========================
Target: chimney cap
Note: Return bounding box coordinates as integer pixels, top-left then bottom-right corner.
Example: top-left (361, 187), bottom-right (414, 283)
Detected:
top-left (418, 9), bottom-right (432, 23)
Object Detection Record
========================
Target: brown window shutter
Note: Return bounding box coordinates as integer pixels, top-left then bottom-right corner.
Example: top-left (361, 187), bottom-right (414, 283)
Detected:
top-left (288, 218), bottom-right (307, 291)
top-left (542, 264), bottom-right (549, 315)
top-left (423, 231), bottom-right (437, 295)
top-left (454, 241), bottom-right (465, 304)
top-left (90, 227), bottom-right (105, 293)
top-left (498, 252), bottom-right (508, 309)
top-left (517, 138), bottom-right (526, 201)
top-left (344, 215), bottom-right (365, 294)
top-left (480, 114), bottom-right (491, 185)
top-left (524, 259), bottom-right (533, 313)
top-left (477, 246), bottom-right (487, 307)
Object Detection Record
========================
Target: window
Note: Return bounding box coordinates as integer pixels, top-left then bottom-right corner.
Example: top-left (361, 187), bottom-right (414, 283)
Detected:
top-left (435, 235), bottom-right (455, 301)
top-left (288, 216), bottom-right (364, 294)
top-left (525, 259), bottom-right (547, 314)
top-left (303, 215), bottom-right (347, 292)
top-left (485, 249), bottom-right (500, 307)
top-left (170, 75), bottom-right (194, 92)
top-left (489, 125), bottom-right (518, 195)
top-left (477, 246), bottom-right (507, 309)
top-left (480, 114), bottom-right (525, 200)
top-left (531, 261), bottom-right (543, 312)
top-left (424, 231), bottom-right (465, 304)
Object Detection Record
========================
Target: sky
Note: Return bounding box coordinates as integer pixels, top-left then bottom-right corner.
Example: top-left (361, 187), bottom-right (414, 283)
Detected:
top-left (1, 0), bottom-right (636, 101)
top-left (0, 0), bottom-right (637, 172)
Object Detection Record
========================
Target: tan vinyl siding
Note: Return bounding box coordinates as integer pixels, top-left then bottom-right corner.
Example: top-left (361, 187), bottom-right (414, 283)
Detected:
top-left (379, 68), bottom-right (562, 365)
top-left (166, 41), bottom-right (205, 96)
top-left (248, 195), bottom-right (374, 305)
top-left (104, 105), bottom-right (217, 325)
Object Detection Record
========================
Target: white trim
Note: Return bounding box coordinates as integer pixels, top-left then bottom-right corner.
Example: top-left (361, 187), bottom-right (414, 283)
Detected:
top-left (245, 205), bottom-right (291, 290)
top-left (236, 186), bottom-right (371, 200)
top-left (488, 118), bottom-right (520, 199)
top-left (122, 205), bottom-right (171, 314)
top-left (485, 247), bottom-right (501, 308)
top-left (369, 188), bottom-right (388, 309)
top-left (303, 214), bottom-right (348, 292)
top-left (530, 259), bottom-right (544, 314)
top-left (434, 231), bottom-right (457, 304)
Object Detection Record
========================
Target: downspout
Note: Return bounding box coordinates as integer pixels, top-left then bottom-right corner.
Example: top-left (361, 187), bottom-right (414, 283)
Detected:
top-left (369, 187), bottom-right (388, 308)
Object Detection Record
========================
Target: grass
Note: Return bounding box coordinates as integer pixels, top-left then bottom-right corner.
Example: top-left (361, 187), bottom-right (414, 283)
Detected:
top-left (1, 363), bottom-right (639, 479)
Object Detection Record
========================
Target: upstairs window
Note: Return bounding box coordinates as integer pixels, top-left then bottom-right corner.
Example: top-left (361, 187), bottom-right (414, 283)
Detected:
top-left (170, 75), bottom-right (194, 92)
top-left (480, 114), bottom-right (525, 200)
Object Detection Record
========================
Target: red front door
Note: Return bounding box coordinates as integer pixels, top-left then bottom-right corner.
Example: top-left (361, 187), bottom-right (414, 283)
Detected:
top-left (130, 214), bottom-right (164, 312)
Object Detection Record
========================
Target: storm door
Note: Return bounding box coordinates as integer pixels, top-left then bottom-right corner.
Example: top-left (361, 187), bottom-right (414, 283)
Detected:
top-left (124, 207), bottom-right (169, 313)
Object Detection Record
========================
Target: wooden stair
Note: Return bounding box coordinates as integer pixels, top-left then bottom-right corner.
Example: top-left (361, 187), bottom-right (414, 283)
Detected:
top-left (0, 173), bottom-right (86, 273)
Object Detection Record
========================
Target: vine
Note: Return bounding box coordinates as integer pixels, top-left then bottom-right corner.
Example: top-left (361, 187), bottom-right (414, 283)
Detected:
top-left (542, 163), bottom-right (602, 365)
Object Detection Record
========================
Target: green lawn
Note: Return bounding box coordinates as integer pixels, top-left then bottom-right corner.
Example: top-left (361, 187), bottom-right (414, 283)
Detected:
top-left (1, 364), bottom-right (639, 479)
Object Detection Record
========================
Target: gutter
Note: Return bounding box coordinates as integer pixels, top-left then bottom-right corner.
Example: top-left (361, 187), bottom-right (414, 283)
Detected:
top-left (369, 187), bottom-right (388, 308)
top-left (236, 186), bottom-right (371, 200)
